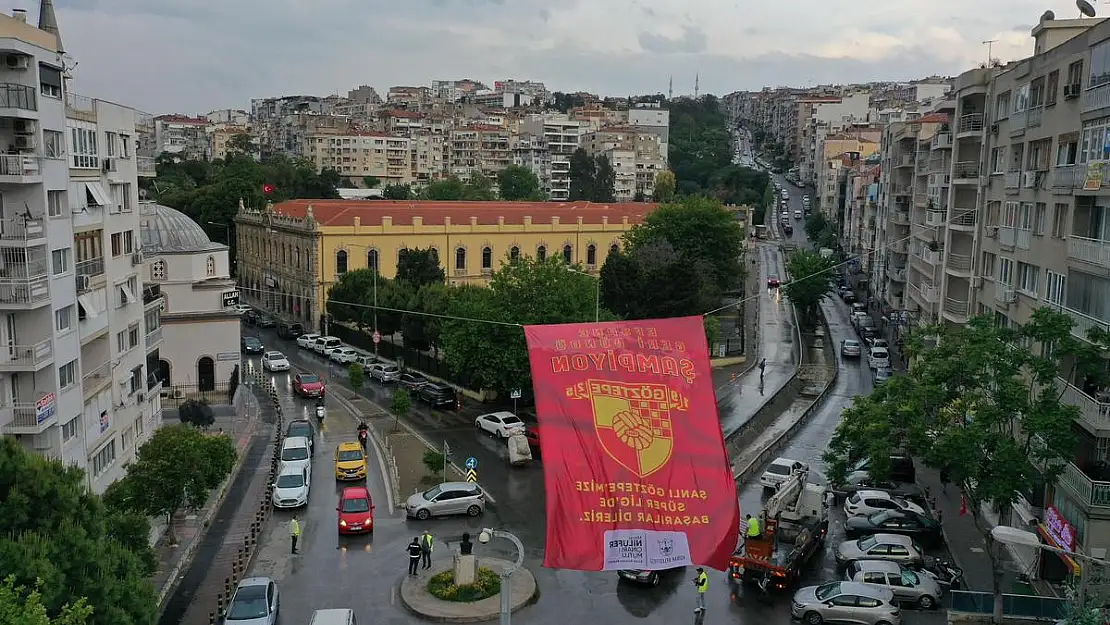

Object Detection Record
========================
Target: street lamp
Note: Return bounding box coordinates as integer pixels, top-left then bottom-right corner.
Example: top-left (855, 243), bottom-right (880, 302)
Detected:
top-left (991, 525), bottom-right (1110, 605)
top-left (565, 266), bottom-right (600, 323)
top-left (477, 528), bottom-right (525, 625)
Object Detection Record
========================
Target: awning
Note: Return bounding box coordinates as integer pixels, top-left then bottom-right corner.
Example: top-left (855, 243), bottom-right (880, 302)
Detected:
top-left (85, 182), bottom-right (111, 207)
top-left (119, 282), bottom-right (136, 305)
top-left (77, 293), bottom-right (101, 318)
top-left (1035, 524), bottom-right (1081, 575)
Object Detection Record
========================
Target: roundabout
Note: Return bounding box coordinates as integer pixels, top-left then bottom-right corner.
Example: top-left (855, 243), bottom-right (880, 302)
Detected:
top-left (399, 557), bottom-right (539, 623)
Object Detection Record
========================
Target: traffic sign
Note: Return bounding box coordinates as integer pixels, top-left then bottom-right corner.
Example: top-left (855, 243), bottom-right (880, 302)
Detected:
top-left (466, 469), bottom-right (478, 483)
top-left (510, 389), bottom-right (521, 399)
top-left (465, 456), bottom-right (478, 470)
top-left (372, 331), bottom-right (381, 344)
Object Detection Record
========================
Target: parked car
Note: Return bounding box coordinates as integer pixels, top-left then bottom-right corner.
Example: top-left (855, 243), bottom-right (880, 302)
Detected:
top-left (844, 510), bottom-right (943, 547)
top-left (874, 367), bottom-right (893, 386)
top-left (312, 336), bottom-right (342, 356)
top-left (843, 456), bottom-right (917, 489)
top-left (417, 382), bottom-right (457, 408)
top-left (841, 339), bottom-right (862, 358)
top-left (767, 275), bottom-right (781, 288)
top-left (475, 411), bottom-right (526, 438)
top-left (241, 336), bottom-right (265, 355)
top-left (845, 559), bottom-right (942, 609)
top-left (353, 354), bottom-right (378, 369)
top-left (842, 291), bottom-right (857, 304)
top-left (404, 481), bottom-right (485, 520)
top-left (234, 304), bottom-right (251, 315)
top-left (285, 419), bottom-right (314, 452)
top-left (272, 465), bottom-right (310, 509)
top-left (277, 322), bottom-right (304, 339)
top-left (794, 210), bottom-right (802, 219)
top-left (296, 333), bottom-right (320, 349)
top-left (398, 372), bottom-right (429, 391)
top-left (242, 310), bottom-right (260, 325)
top-left (329, 347), bottom-right (359, 364)
top-left (844, 490), bottom-right (927, 517)
top-left (333, 442), bottom-right (367, 481)
top-left (868, 348), bottom-right (891, 370)
top-left (835, 534), bottom-right (925, 569)
top-left (256, 316), bottom-right (277, 329)
top-left (292, 373), bottom-right (325, 398)
top-left (224, 577), bottom-right (280, 625)
top-left (835, 475), bottom-right (924, 501)
top-left (336, 486), bottom-right (374, 534)
top-left (366, 363), bottom-right (401, 383)
top-left (759, 457), bottom-right (808, 490)
top-left (262, 351), bottom-right (290, 372)
top-left (791, 582), bottom-right (900, 625)
top-left (866, 338), bottom-right (889, 350)
top-left (618, 567), bottom-right (684, 587)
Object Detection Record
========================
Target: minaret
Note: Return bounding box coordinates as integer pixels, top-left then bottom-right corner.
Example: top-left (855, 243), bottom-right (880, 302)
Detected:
top-left (38, 0), bottom-right (62, 52)
top-left (694, 72), bottom-right (700, 99)
top-left (668, 76), bottom-right (673, 100)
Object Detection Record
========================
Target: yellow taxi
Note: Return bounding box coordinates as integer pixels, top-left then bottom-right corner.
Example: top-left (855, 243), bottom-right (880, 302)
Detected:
top-left (334, 442), bottom-right (368, 481)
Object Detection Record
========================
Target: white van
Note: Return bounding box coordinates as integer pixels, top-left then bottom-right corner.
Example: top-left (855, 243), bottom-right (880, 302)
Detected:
top-left (310, 609), bottom-right (357, 625)
top-left (867, 347), bottom-right (890, 370)
top-left (313, 335), bottom-right (342, 356)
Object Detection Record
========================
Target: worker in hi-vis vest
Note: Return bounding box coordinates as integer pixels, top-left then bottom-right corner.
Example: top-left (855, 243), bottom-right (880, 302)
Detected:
top-left (694, 567), bottom-right (709, 613)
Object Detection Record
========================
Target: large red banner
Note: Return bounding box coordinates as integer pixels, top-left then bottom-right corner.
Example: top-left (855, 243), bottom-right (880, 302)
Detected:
top-left (524, 316), bottom-right (739, 571)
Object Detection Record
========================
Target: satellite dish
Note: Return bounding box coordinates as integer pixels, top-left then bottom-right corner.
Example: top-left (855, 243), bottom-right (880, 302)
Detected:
top-left (1078, 0), bottom-right (1096, 18)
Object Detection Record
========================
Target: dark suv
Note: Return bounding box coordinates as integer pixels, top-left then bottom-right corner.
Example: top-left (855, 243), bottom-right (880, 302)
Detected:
top-left (417, 382), bottom-right (457, 408)
top-left (277, 322), bottom-right (304, 339)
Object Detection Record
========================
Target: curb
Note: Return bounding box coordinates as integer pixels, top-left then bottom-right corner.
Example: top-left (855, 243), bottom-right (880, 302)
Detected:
top-left (398, 557), bottom-right (539, 623)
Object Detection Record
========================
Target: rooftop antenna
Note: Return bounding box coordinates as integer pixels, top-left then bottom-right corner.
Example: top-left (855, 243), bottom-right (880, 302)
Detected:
top-left (982, 39), bottom-right (997, 65)
top-left (1077, 0), bottom-right (1097, 17)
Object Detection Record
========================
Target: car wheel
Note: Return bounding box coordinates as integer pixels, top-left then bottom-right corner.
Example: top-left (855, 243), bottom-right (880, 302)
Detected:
top-left (650, 573), bottom-right (660, 587)
top-left (466, 505), bottom-right (482, 517)
top-left (476, 422), bottom-right (483, 432)
top-left (918, 595), bottom-right (935, 610)
top-left (805, 612), bottom-right (823, 625)
top-left (416, 508), bottom-right (431, 520)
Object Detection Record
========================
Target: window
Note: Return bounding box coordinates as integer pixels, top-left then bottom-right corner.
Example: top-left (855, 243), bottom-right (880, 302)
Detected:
top-left (986, 200), bottom-right (1001, 226)
top-left (1057, 138), bottom-right (1078, 166)
top-left (336, 250), bottom-right (348, 274)
top-left (1018, 202), bottom-right (1035, 231)
top-left (151, 259), bottom-right (166, 280)
top-left (145, 309), bottom-right (160, 334)
top-left (455, 247), bottom-right (466, 272)
top-left (1092, 43), bottom-right (1110, 88)
top-left (1034, 203), bottom-right (1046, 235)
top-left (1017, 262), bottom-right (1039, 294)
top-left (51, 248), bottom-right (70, 275)
top-left (110, 232), bottom-right (122, 257)
top-left (117, 330), bottom-right (128, 352)
top-left (1069, 59), bottom-right (1086, 89)
top-left (106, 132), bottom-right (117, 157)
top-left (1013, 84), bottom-right (1029, 113)
top-left (123, 230), bottom-right (134, 254)
top-left (367, 249), bottom-right (378, 272)
top-left (55, 305), bottom-right (73, 332)
top-left (59, 359), bottom-right (77, 389)
top-left (69, 127), bottom-right (99, 169)
top-left (117, 278), bottom-right (136, 308)
top-left (586, 244), bottom-right (597, 265)
top-left (998, 257), bottom-right (1015, 286)
top-left (120, 134), bottom-right (131, 158)
top-left (510, 246), bottom-right (520, 261)
top-left (43, 130), bottom-right (64, 159)
top-left (62, 416), bottom-right (79, 442)
top-left (121, 426), bottom-right (133, 450)
top-left (128, 324), bottom-right (140, 350)
top-left (996, 91), bottom-right (1011, 120)
top-left (1052, 203), bottom-right (1069, 237)
top-left (981, 251), bottom-right (997, 278)
top-left (205, 256), bottom-right (215, 276)
top-left (1046, 70), bottom-right (1059, 106)
top-left (481, 246), bottom-right (492, 270)
top-left (134, 415), bottom-right (144, 437)
top-left (609, 243), bottom-right (620, 257)
top-left (562, 244), bottom-right (573, 263)
top-left (1003, 201), bottom-right (1019, 227)
top-left (536, 245), bottom-right (546, 262)
top-left (130, 365), bottom-right (142, 395)
top-left (91, 441), bottom-right (116, 476)
top-left (39, 64), bottom-right (61, 98)
top-left (47, 190), bottom-right (64, 217)
top-left (990, 147), bottom-right (1005, 174)
top-left (1046, 270), bottom-right (1067, 305)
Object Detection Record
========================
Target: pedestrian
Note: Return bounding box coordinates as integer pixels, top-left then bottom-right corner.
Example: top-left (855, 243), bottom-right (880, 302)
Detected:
top-left (420, 530), bottom-right (434, 570)
top-left (289, 515), bottom-right (301, 554)
top-left (407, 537), bottom-right (422, 576)
top-left (693, 567), bottom-right (709, 613)
top-left (758, 358), bottom-right (766, 380)
top-left (939, 467), bottom-right (951, 494)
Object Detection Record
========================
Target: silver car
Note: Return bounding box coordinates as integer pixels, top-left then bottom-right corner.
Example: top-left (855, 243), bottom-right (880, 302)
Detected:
top-left (367, 363), bottom-right (401, 383)
top-left (835, 534), bottom-right (924, 569)
top-left (404, 481), bottom-right (485, 520)
top-left (791, 581), bottom-right (900, 625)
top-left (224, 577), bottom-right (279, 625)
top-left (845, 559), bottom-right (943, 610)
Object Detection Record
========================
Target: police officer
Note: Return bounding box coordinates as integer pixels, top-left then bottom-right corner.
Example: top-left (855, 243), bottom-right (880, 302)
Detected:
top-left (694, 567), bottom-right (709, 613)
top-left (290, 515), bottom-right (301, 554)
top-left (420, 530), bottom-right (434, 569)
top-left (406, 537), bottom-right (422, 575)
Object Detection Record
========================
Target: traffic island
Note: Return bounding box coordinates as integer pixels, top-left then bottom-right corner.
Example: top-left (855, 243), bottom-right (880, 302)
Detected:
top-left (399, 557), bottom-right (538, 623)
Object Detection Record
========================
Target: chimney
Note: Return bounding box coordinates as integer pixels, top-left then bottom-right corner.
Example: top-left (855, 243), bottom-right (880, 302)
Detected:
top-left (12, 8), bottom-right (26, 22)
top-left (37, 0), bottom-right (61, 51)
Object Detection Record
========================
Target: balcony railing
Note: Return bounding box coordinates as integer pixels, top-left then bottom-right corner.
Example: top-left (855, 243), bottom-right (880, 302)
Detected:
top-left (2, 402), bottom-right (44, 430)
top-left (76, 257), bottom-right (105, 279)
top-left (917, 284), bottom-right (940, 303)
top-left (932, 133), bottom-right (953, 149)
top-left (922, 248), bottom-right (943, 265)
top-left (1026, 106), bottom-right (1043, 128)
top-left (1004, 171), bottom-right (1020, 189)
top-left (82, 361), bottom-right (111, 389)
top-left (947, 253), bottom-right (972, 272)
top-left (1060, 378), bottom-right (1110, 433)
top-left (887, 268), bottom-right (907, 282)
top-left (951, 209), bottom-right (977, 228)
top-left (1015, 228), bottom-right (1032, 250)
top-left (0, 217), bottom-right (45, 241)
top-left (995, 283), bottom-right (1017, 304)
top-left (891, 240), bottom-right (908, 253)
top-left (891, 211), bottom-right (909, 226)
top-left (0, 155), bottom-right (41, 177)
top-left (943, 297), bottom-right (969, 318)
top-left (1082, 83), bottom-right (1110, 114)
top-left (1061, 305), bottom-right (1110, 342)
top-left (1066, 236), bottom-right (1110, 269)
top-left (898, 154), bottom-right (913, 167)
top-left (926, 211), bottom-right (946, 227)
top-left (1011, 110), bottom-right (1026, 129)
top-left (0, 340), bottom-right (53, 369)
top-left (998, 226), bottom-right (1016, 247)
top-left (136, 156), bottom-right (156, 177)
top-left (0, 83), bottom-right (36, 111)
top-left (65, 92), bottom-right (95, 115)
top-left (145, 327), bottom-right (163, 349)
top-left (958, 113), bottom-right (983, 134)
top-left (1058, 460), bottom-right (1110, 509)
top-left (953, 161), bottom-right (980, 179)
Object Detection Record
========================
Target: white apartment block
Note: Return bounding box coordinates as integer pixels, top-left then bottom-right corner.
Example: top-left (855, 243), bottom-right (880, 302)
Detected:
top-left (581, 126), bottom-right (666, 201)
top-left (520, 113), bottom-right (587, 201)
top-left (304, 132), bottom-right (413, 185)
top-left (511, 133), bottom-right (551, 192)
top-left (625, 107), bottom-right (670, 162)
top-left (0, 5), bottom-right (160, 494)
top-left (153, 114), bottom-right (209, 160)
top-left (206, 108), bottom-right (249, 126)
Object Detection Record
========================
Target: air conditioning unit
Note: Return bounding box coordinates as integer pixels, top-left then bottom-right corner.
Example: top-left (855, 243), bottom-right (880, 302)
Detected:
top-left (13, 136), bottom-right (34, 150)
top-left (990, 123), bottom-right (999, 134)
top-left (1022, 171), bottom-right (1037, 188)
top-left (986, 225), bottom-right (999, 238)
top-left (75, 274), bottom-right (89, 292)
top-left (971, 276), bottom-right (984, 288)
top-left (12, 119), bottom-right (31, 135)
top-left (136, 392), bottom-right (145, 403)
top-left (131, 251), bottom-right (144, 266)
top-left (102, 159), bottom-right (116, 173)
top-left (4, 54), bottom-right (28, 70)
top-left (999, 288), bottom-right (1017, 304)
top-left (1064, 84), bottom-right (1081, 99)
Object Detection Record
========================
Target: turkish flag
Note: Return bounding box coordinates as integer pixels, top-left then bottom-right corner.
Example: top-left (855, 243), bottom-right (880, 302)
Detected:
top-left (262, 184), bottom-right (275, 194)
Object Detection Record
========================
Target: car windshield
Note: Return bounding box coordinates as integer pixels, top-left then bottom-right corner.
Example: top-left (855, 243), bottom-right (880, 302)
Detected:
top-left (288, 424), bottom-right (311, 437)
top-left (767, 463), bottom-right (791, 475)
top-left (227, 586), bottom-right (268, 620)
top-left (382, 366), bottom-right (399, 373)
top-left (281, 447), bottom-right (309, 461)
top-left (342, 497), bottom-right (370, 513)
top-left (299, 374), bottom-right (319, 384)
top-left (844, 340), bottom-right (859, 347)
top-left (858, 535), bottom-right (878, 550)
top-left (265, 352), bottom-right (283, 359)
top-left (338, 450), bottom-right (363, 462)
top-left (815, 582), bottom-right (840, 601)
top-left (276, 473), bottom-right (304, 488)
top-left (901, 569), bottom-right (919, 585)
top-left (873, 350), bottom-right (889, 358)
top-left (891, 497), bottom-right (911, 509)
top-left (245, 338), bottom-right (261, 346)
top-left (422, 485), bottom-right (443, 500)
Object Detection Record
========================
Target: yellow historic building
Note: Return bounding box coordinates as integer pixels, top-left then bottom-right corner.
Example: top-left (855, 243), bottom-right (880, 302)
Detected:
top-left (234, 199), bottom-right (654, 331)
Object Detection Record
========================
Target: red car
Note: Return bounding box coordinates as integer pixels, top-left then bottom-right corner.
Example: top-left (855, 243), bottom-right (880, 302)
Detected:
top-left (293, 373), bottom-right (325, 398)
top-left (524, 426), bottom-right (541, 451)
top-left (767, 275), bottom-right (781, 288)
top-left (337, 486), bottom-right (374, 534)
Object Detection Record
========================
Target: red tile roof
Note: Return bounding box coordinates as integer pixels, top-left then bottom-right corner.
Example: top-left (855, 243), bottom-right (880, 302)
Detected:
top-left (386, 109), bottom-right (424, 119)
top-left (271, 200), bottom-right (655, 227)
top-left (916, 113), bottom-right (950, 124)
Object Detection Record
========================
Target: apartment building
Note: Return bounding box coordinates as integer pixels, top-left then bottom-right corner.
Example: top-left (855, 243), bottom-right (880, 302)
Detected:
top-left (520, 113), bottom-right (587, 201)
top-left (386, 86), bottom-right (430, 108)
top-left (206, 124), bottom-right (251, 161)
top-left (843, 162), bottom-right (881, 262)
top-left (153, 114), bottom-right (209, 160)
top-left (411, 133), bottom-right (445, 183)
top-left (626, 107), bottom-right (671, 163)
top-left (206, 109), bottom-right (249, 126)
top-left (581, 126), bottom-right (666, 200)
top-left (0, 5), bottom-right (159, 494)
top-left (511, 133), bottom-right (551, 193)
top-left (814, 133), bottom-right (880, 217)
top-left (382, 109), bottom-right (425, 137)
top-left (446, 125), bottom-right (510, 179)
top-left (304, 132), bottom-right (413, 185)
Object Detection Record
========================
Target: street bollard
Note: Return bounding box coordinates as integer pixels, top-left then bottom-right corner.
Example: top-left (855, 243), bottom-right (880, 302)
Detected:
top-left (216, 594), bottom-right (224, 613)
top-left (224, 578), bottom-right (231, 596)
top-left (209, 613), bottom-right (216, 625)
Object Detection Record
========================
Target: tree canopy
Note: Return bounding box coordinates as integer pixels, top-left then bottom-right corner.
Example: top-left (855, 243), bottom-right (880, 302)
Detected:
top-left (496, 165), bottom-right (544, 201)
top-left (567, 148), bottom-right (617, 202)
top-left (803, 212), bottom-right (839, 251)
top-left (0, 438), bottom-right (158, 625)
top-left (667, 97), bottom-right (771, 206)
top-left (419, 174), bottom-right (497, 201)
top-left (781, 249), bottom-right (836, 327)
top-left (0, 576), bottom-right (93, 625)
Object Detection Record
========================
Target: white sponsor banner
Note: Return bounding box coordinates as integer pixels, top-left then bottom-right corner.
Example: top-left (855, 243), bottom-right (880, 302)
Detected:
top-left (602, 529), bottom-right (691, 570)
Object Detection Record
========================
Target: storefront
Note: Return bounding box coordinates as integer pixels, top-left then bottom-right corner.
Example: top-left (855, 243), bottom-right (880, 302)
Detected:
top-left (1035, 506), bottom-right (1082, 583)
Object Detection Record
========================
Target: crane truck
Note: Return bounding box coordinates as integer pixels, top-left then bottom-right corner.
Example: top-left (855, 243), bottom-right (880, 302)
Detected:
top-left (728, 467), bottom-right (829, 594)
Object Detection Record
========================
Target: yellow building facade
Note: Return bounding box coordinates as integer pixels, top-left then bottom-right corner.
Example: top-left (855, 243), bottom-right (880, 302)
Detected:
top-left (234, 199), bottom-right (653, 332)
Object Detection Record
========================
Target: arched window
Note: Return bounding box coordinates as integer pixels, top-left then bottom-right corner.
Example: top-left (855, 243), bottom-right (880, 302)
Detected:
top-left (205, 255), bottom-right (215, 277)
top-left (367, 249), bottom-right (378, 272)
top-left (562, 244), bottom-right (573, 263)
top-left (294, 247), bottom-right (301, 269)
top-left (151, 259), bottom-right (166, 280)
top-left (537, 245), bottom-right (547, 262)
top-left (609, 243), bottom-right (620, 257)
top-left (481, 246), bottom-right (493, 269)
top-left (336, 250), bottom-right (348, 274)
top-left (586, 244), bottom-right (597, 266)
top-left (510, 246), bottom-right (520, 261)
top-left (455, 247), bottom-right (466, 272)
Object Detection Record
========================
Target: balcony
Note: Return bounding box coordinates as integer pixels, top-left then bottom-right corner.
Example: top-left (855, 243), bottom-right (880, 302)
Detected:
top-left (1010, 110), bottom-right (1026, 131)
top-left (1082, 83), bottom-right (1110, 114)
top-left (1066, 236), bottom-right (1110, 270)
top-left (0, 254), bottom-right (49, 308)
top-left (887, 268), bottom-right (907, 282)
top-left (82, 361), bottom-right (112, 399)
top-left (71, 204), bottom-right (104, 230)
top-left (65, 92), bottom-right (96, 122)
top-left (943, 297), bottom-right (969, 320)
top-left (913, 192), bottom-right (928, 207)
top-left (1061, 305), bottom-right (1110, 342)
top-left (922, 248), bottom-right (942, 265)
top-left (0, 83), bottom-right (36, 114)
top-left (1057, 460), bottom-right (1110, 510)
top-left (953, 161), bottom-right (980, 182)
top-left (998, 226), bottom-right (1016, 247)
top-left (891, 211), bottom-right (910, 226)
top-left (0, 155), bottom-right (42, 183)
top-left (1004, 172), bottom-right (1020, 189)
top-left (951, 208), bottom-right (977, 230)
top-left (915, 283), bottom-right (940, 304)
top-left (891, 239), bottom-right (908, 254)
top-left (946, 252), bottom-right (972, 273)
top-left (1060, 378), bottom-right (1110, 435)
top-left (76, 257), bottom-right (105, 281)
top-left (0, 217), bottom-right (45, 244)
top-left (896, 154), bottom-right (914, 168)
top-left (0, 340), bottom-right (53, 372)
top-left (136, 156), bottom-right (156, 178)
top-left (1, 402), bottom-right (50, 434)
top-left (1015, 228), bottom-right (1032, 250)
top-left (1026, 106), bottom-right (1043, 128)
top-left (957, 113), bottom-right (983, 136)
top-left (925, 211), bottom-right (946, 227)
top-left (1052, 166), bottom-right (1086, 192)
top-left (995, 283), bottom-right (1017, 305)
top-left (932, 133), bottom-right (953, 149)
top-left (145, 327), bottom-right (163, 351)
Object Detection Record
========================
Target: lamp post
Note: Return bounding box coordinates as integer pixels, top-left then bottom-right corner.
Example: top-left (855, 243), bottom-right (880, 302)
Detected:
top-left (990, 525), bottom-right (1109, 606)
top-left (477, 528), bottom-right (525, 625)
top-left (565, 267), bottom-right (600, 323)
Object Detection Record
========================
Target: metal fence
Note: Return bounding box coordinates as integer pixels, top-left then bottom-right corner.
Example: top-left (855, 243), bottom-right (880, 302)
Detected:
top-left (160, 382), bottom-right (234, 409)
top-left (947, 590), bottom-right (1068, 620)
top-left (329, 324), bottom-right (477, 391)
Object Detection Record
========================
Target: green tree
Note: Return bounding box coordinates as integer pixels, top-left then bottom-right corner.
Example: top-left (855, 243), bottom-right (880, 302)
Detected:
top-left (496, 165), bottom-right (544, 201)
top-left (401, 283), bottom-right (449, 352)
top-left (348, 363), bottom-right (364, 391)
top-left (326, 269), bottom-right (403, 335)
top-left (0, 576), bottom-right (93, 625)
top-left (464, 172), bottom-right (498, 201)
top-left (363, 176), bottom-right (381, 188)
top-left (390, 387), bottom-right (412, 432)
top-left (0, 438), bottom-right (158, 625)
top-left (803, 212), bottom-right (838, 249)
top-left (422, 176), bottom-right (469, 201)
top-left (103, 424), bottom-right (237, 544)
top-left (592, 155), bottom-right (616, 202)
top-left (667, 96), bottom-right (732, 194)
top-left (825, 310), bottom-right (1109, 624)
top-left (551, 92), bottom-right (586, 113)
top-left (224, 133), bottom-right (257, 156)
top-left (396, 248), bottom-right (445, 288)
top-left (758, 182), bottom-right (775, 225)
top-left (599, 239), bottom-right (717, 320)
top-left (652, 170), bottom-right (676, 202)
top-left (568, 148), bottom-right (596, 201)
top-left (177, 398), bottom-right (214, 429)
top-left (382, 183), bottom-right (412, 200)
top-left (780, 249), bottom-right (835, 327)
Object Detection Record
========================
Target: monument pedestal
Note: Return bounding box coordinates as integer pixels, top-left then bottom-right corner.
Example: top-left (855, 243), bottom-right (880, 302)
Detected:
top-left (455, 553), bottom-right (477, 585)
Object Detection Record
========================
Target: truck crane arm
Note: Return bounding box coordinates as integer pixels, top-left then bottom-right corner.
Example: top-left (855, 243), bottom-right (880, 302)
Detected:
top-left (763, 468), bottom-right (808, 519)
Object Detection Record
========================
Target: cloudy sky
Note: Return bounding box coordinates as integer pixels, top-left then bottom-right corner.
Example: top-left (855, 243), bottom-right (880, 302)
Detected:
top-left (43, 0), bottom-right (1088, 115)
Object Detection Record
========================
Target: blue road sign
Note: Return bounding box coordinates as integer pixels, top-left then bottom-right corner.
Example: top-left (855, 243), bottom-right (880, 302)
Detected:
top-left (465, 456), bottom-right (478, 470)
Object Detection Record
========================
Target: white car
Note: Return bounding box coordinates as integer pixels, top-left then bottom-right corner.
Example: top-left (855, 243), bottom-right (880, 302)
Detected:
top-left (866, 338), bottom-right (890, 350)
top-left (760, 457), bottom-right (809, 490)
top-left (844, 489), bottom-right (926, 517)
top-left (262, 351), bottom-right (290, 372)
top-left (329, 347), bottom-right (358, 364)
top-left (313, 336), bottom-right (342, 356)
top-left (234, 304), bottom-right (251, 315)
top-left (868, 347), bottom-right (891, 370)
top-left (296, 333), bottom-right (320, 349)
top-left (279, 436), bottom-right (312, 475)
top-left (475, 411), bottom-right (526, 438)
top-left (272, 464), bottom-right (310, 509)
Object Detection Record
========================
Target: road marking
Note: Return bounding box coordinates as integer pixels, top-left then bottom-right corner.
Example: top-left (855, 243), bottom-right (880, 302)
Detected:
top-left (327, 388), bottom-right (395, 513)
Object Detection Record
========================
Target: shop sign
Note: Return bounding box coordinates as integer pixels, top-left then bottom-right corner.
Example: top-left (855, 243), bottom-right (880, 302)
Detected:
top-left (1044, 505), bottom-right (1076, 551)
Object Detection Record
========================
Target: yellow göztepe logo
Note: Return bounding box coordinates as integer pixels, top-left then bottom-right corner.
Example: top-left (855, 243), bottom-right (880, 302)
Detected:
top-left (566, 380), bottom-right (688, 479)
